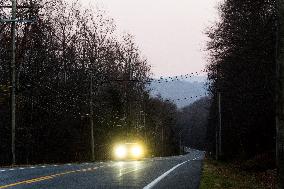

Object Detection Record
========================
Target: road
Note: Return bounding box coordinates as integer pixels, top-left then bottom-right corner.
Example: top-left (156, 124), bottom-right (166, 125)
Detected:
top-left (0, 149), bottom-right (204, 189)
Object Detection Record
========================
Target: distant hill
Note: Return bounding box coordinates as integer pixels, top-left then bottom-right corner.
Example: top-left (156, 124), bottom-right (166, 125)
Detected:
top-left (149, 76), bottom-right (208, 108)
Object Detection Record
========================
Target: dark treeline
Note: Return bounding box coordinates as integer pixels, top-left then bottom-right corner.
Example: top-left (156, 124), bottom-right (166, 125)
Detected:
top-left (0, 0), bottom-right (179, 165)
top-left (206, 0), bottom-right (276, 164)
top-left (177, 97), bottom-right (211, 151)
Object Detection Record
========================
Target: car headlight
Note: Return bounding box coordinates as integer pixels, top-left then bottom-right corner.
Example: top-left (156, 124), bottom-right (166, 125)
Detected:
top-left (131, 145), bottom-right (143, 157)
top-left (114, 145), bottom-right (127, 159)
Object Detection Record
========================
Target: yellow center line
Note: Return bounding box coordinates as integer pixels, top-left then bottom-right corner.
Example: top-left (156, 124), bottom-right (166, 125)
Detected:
top-left (0, 167), bottom-right (97, 189)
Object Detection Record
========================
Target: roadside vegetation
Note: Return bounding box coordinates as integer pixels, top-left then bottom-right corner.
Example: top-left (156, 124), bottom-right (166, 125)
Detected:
top-left (206, 0), bottom-right (276, 161)
top-left (200, 159), bottom-right (276, 189)
top-left (185, 0), bottom-right (279, 187)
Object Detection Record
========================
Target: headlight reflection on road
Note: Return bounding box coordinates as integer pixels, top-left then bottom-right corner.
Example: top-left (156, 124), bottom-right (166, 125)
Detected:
top-left (116, 161), bottom-right (124, 168)
top-left (132, 161), bottom-right (141, 170)
top-left (116, 161), bottom-right (142, 177)
top-left (133, 161), bottom-right (141, 180)
top-left (118, 162), bottom-right (124, 177)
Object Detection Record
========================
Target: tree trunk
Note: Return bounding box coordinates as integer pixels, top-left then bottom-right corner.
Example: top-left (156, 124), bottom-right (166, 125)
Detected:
top-left (276, 1), bottom-right (284, 188)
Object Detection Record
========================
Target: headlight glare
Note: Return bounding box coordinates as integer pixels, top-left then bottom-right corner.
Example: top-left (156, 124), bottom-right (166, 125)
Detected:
top-left (131, 145), bottom-right (143, 157)
top-left (114, 145), bottom-right (127, 159)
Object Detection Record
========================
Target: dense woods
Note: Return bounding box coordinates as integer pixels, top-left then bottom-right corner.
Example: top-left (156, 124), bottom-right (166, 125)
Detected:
top-left (177, 97), bottom-right (211, 151)
top-left (206, 0), bottom-right (277, 163)
top-left (0, 0), bottom-right (179, 165)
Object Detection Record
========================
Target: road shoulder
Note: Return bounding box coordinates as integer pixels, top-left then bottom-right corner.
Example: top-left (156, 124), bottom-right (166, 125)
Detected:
top-left (200, 159), bottom-right (275, 189)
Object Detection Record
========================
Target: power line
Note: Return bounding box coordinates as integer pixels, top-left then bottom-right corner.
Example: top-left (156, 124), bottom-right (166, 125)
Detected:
top-left (161, 94), bottom-right (209, 102)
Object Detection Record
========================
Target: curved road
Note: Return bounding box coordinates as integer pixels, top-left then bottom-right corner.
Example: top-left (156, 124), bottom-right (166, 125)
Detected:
top-left (0, 149), bottom-right (204, 189)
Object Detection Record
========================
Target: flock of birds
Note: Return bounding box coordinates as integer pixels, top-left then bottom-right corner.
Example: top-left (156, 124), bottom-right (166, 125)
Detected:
top-left (149, 70), bottom-right (209, 103)
top-left (149, 70), bottom-right (206, 84)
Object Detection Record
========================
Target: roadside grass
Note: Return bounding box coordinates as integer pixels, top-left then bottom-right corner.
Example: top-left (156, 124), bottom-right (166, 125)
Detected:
top-left (200, 159), bottom-right (276, 189)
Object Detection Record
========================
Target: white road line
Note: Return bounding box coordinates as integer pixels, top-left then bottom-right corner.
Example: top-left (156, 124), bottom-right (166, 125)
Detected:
top-left (9, 168), bottom-right (15, 171)
top-left (0, 170), bottom-right (6, 172)
top-left (30, 167), bottom-right (35, 169)
top-left (19, 168), bottom-right (25, 170)
top-left (143, 160), bottom-right (190, 189)
top-left (53, 165), bottom-right (58, 167)
top-left (41, 166), bottom-right (46, 168)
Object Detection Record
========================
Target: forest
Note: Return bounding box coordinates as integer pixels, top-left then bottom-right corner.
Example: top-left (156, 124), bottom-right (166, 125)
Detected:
top-left (205, 0), bottom-right (276, 167)
top-left (0, 0), bottom-right (180, 165)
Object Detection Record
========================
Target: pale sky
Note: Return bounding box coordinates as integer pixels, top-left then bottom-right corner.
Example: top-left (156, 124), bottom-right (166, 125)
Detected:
top-left (79, 0), bottom-right (221, 77)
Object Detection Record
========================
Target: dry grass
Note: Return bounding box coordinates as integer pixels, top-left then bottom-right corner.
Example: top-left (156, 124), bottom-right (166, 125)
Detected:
top-left (200, 159), bottom-right (276, 189)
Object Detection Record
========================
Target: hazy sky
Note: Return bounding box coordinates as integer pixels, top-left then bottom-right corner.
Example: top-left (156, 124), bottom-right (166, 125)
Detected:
top-left (79, 0), bottom-right (221, 77)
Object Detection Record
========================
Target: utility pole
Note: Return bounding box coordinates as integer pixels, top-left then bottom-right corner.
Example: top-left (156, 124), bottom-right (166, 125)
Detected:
top-left (124, 58), bottom-right (132, 139)
top-left (10, 0), bottom-right (17, 166)
top-left (179, 131), bottom-right (182, 154)
top-left (276, 0), bottom-right (284, 188)
top-left (218, 92), bottom-right (222, 158)
top-left (215, 125), bottom-right (218, 160)
top-left (215, 64), bottom-right (220, 160)
top-left (0, 0), bottom-right (35, 165)
top-left (161, 126), bottom-right (164, 156)
top-left (89, 74), bottom-right (95, 161)
top-left (82, 25), bottom-right (95, 161)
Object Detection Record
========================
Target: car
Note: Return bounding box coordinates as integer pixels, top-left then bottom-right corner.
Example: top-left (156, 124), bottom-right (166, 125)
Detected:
top-left (113, 142), bottom-right (145, 160)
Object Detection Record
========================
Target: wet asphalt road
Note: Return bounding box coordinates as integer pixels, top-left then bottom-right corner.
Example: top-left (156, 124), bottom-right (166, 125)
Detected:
top-left (0, 149), bottom-right (204, 189)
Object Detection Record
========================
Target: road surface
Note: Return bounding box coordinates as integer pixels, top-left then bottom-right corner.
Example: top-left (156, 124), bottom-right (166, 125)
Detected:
top-left (0, 149), bottom-right (204, 189)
